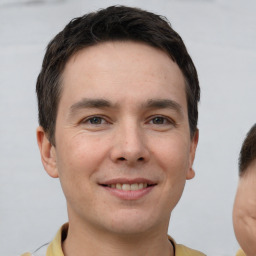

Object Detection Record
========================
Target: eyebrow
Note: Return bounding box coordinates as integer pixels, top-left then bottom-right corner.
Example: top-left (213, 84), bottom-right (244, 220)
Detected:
top-left (68, 98), bottom-right (183, 117)
top-left (145, 99), bottom-right (183, 116)
top-left (69, 98), bottom-right (112, 115)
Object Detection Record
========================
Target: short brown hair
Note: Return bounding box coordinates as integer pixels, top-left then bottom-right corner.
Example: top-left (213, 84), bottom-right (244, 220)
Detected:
top-left (36, 5), bottom-right (200, 145)
top-left (239, 124), bottom-right (256, 176)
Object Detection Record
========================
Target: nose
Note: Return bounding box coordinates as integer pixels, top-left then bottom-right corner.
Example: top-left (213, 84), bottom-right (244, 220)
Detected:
top-left (110, 122), bottom-right (150, 165)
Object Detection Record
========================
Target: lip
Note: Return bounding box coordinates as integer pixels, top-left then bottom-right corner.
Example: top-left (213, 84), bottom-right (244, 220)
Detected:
top-left (99, 178), bottom-right (157, 200)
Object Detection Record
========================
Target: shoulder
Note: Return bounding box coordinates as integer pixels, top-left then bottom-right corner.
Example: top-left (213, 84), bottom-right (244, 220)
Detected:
top-left (20, 223), bottom-right (68, 256)
top-left (236, 248), bottom-right (246, 256)
top-left (20, 243), bottom-right (48, 256)
top-left (168, 235), bottom-right (206, 256)
top-left (175, 244), bottom-right (206, 256)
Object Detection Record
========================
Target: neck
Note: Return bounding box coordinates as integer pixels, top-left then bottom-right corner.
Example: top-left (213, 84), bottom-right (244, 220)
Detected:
top-left (62, 220), bottom-right (174, 256)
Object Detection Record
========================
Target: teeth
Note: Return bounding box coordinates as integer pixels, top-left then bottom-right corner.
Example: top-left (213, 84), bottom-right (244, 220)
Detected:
top-left (130, 183), bottom-right (139, 191)
top-left (116, 183), bottom-right (122, 190)
top-left (122, 184), bottom-right (130, 191)
top-left (107, 183), bottom-right (148, 191)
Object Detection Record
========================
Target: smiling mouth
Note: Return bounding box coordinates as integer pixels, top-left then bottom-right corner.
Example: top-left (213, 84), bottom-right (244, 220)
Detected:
top-left (101, 183), bottom-right (155, 191)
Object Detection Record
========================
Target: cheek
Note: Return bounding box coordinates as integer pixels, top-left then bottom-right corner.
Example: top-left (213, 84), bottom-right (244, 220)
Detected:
top-left (57, 133), bottom-right (108, 172)
top-left (233, 186), bottom-right (254, 239)
top-left (55, 134), bottom-right (110, 198)
top-left (233, 196), bottom-right (243, 234)
top-left (152, 135), bottom-right (191, 176)
top-left (55, 135), bottom-right (108, 212)
top-left (234, 181), bottom-right (256, 215)
top-left (151, 135), bottom-right (191, 207)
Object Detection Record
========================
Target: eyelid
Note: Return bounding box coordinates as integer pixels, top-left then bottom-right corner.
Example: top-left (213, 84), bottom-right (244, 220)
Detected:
top-left (146, 115), bottom-right (176, 125)
top-left (80, 115), bottom-right (111, 125)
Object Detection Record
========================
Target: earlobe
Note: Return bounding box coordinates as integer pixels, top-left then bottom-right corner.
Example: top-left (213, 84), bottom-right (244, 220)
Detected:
top-left (186, 167), bottom-right (195, 180)
top-left (186, 129), bottom-right (199, 180)
top-left (36, 126), bottom-right (59, 178)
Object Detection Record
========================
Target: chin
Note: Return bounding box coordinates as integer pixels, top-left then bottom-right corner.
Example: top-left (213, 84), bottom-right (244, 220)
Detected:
top-left (108, 223), bottom-right (154, 236)
top-left (104, 209), bottom-right (164, 235)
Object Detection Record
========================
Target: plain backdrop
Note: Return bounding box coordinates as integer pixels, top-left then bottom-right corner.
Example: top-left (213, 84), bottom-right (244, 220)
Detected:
top-left (0, 0), bottom-right (255, 255)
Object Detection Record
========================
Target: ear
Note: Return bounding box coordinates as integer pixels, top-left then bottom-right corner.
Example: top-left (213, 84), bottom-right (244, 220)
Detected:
top-left (36, 126), bottom-right (59, 178)
top-left (186, 129), bottom-right (199, 180)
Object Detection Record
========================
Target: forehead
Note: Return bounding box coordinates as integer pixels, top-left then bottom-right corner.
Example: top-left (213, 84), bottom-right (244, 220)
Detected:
top-left (60, 41), bottom-right (186, 109)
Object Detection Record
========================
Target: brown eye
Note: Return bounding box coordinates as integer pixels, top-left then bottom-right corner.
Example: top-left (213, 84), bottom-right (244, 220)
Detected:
top-left (151, 116), bottom-right (168, 124)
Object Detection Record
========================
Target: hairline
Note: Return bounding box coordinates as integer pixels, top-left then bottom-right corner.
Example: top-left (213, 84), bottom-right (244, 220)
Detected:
top-left (239, 124), bottom-right (256, 177)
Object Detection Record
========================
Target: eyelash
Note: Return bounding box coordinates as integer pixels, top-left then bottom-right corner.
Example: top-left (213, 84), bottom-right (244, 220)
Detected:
top-left (147, 115), bottom-right (176, 126)
top-left (81, 116), bottom-right (110, 125)
top-left (79, 115), bottom-right (176, 127)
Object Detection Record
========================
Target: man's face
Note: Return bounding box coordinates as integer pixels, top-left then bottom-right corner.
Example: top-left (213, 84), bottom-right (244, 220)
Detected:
top-left (39, 41), bottom-right (198, 235)
top-left (233, 160), bottom-right (256, 256)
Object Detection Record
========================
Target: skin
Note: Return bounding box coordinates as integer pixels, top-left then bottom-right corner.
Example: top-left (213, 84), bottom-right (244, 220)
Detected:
top-left (37, 41), bottom-right (198, 256)
top-left (233, 160), bottom-right (256, 256)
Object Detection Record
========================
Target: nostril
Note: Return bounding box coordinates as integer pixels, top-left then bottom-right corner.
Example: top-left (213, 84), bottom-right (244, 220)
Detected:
top-left (116, 156), bottom-right (145, 162)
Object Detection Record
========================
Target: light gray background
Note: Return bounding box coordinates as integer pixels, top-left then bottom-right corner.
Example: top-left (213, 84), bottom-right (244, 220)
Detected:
top-left (0, 0), bottom-right (255, 255)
